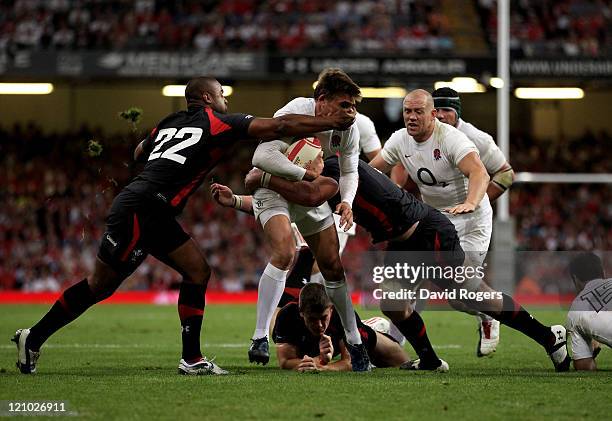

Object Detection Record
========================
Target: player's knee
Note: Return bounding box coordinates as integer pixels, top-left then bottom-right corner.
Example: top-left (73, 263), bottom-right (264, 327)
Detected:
top-left (270, 247), bottom-right (295, 270)
top-left (382, 308), bottom-right (412, 323)
top-left (317, 257), bottom-right (344, 282)
top-left (183, 264), bottom-right (211, 286)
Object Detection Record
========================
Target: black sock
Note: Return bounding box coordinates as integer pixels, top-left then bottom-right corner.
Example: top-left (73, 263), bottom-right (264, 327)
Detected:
top-left (28, 279), bottom-right (96, 351)
top-left (484, 293), bottom-right (554, 350)
top-left (396, 311), bottom-right (440, 368)
top-left (178, 282), bottom-right (206, 362)
top-left (280, 247), bottom-right (315, 306)
top-left (286, 247), bottom-right (315, 288)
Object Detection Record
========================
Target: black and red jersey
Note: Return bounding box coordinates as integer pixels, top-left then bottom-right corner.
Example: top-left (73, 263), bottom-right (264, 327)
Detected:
top-left (323, 157), bottom-right (430, 243)
top-left (272, 303), bottom-right (376, 358)
top-left (126, 105), bottom-right (254, 212)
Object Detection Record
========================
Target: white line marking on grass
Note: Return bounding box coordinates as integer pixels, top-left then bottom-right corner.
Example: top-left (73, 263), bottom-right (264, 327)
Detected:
top-left (0, 343), bottom-right (462, 349)
top-left (0, 343), bottom-right (250, 349)
top-left (434, 344), bottom-right (462, 349)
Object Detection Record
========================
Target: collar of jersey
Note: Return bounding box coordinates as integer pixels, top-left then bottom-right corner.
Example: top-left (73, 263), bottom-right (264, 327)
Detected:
top-left (411, 129), bottom-right (435, 148)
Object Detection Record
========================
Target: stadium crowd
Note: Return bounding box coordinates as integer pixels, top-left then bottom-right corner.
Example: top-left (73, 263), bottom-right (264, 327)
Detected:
top-left (1, 0), bottom-right (452, 53)
top-left (477, 0), bottom-right (612, 57)
top-left (3, 0), bottom-right (610, 56)
top-left (511, 129), bottom-right (610, 173)
top-left (1, 123), bottom-right (609, 293)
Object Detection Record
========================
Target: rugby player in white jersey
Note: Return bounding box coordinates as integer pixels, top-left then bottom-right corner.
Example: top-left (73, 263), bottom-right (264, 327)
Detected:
top-left (389, 87), bottom-right (515, 356)
top-left (566, 253), bottom-right (611, 371)
top-left (432, 87), bottom-right (514, 202)
top-left (263, 113), bottom-right (380, 287)
top-left (355, 112), bottom-right (382, 161)
top-left (369, 89), bottom-right (571, 371)
top-left (248, 68), bottom-right (371, 371)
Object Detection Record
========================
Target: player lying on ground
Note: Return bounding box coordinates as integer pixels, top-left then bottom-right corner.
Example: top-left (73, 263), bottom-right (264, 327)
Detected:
top-left (213, 156), bottom-right (450, 371)
top-left (214, 155), bottom-right (570, 372)
top-left (247, 68), bottom-right (371, 371)
top-left (273, 283), bottom-right (410, 372)
top-left (11, 76), bottom-right (356, 376)
top-left (566, 252), bottom-right (611, 371)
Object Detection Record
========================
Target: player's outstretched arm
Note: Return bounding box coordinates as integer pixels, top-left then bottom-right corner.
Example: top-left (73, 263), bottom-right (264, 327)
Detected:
top-left (244, 167), bottom-right (338, 208)
top-left (247, 108), bottom-right (355, 140)
top-left (210, 183), bottom-right (254, 215)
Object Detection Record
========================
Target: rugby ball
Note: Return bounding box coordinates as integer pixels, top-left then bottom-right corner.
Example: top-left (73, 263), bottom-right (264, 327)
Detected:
top-left (285, 138), bottom-right (322, 169)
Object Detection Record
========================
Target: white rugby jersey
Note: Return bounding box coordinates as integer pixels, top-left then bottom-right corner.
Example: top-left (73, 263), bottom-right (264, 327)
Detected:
top-left (253, 97), bottom-right (359, 205)
top-left (381, 118), bottom-right (490, 210)
top-left (456, 119), bottom-right (506, 174)
top-left (566, 277), bottom-right (612, 360)
top-left (355, 112), bottom-right (381, 154)
top-left (274, 97), bottom-right (359, 171)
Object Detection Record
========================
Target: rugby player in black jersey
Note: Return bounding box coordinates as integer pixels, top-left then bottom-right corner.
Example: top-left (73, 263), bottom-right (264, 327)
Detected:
top-left (273, 283), bottom-right (408, 372)
top-left (213, 156), bottom-right (454, 371)
top-left (213, 155), bottom-right (571, 372)
top-left (12, 76), bottom-right (356, 376)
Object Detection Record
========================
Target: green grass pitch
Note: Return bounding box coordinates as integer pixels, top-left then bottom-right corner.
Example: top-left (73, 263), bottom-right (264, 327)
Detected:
top-left (1, 304), bottom-right (609, 420)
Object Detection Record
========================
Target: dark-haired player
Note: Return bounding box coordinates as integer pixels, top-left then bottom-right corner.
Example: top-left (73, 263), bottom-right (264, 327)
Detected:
top-left (12, 76), bottom-right (356, 376)
top-left (566, 252), bottom-right (611, 371)
top-left (248, 68), bottom-right (372, 371)
top-left (274, 283), bottom-right (410, 372)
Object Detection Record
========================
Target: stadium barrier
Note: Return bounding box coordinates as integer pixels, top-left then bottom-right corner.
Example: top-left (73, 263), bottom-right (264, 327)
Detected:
top-left (0, 291), bottom-right (572, 305)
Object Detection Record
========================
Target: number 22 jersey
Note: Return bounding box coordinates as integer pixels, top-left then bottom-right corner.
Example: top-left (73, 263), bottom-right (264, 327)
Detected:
top-left (127, 105), bottom-right (254, 212)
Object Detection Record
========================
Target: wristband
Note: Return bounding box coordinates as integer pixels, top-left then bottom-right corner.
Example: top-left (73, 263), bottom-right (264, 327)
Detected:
top-left (233, 195), bottom-right (243, 210)
top-left (261, 172), bottom-right (272, 188)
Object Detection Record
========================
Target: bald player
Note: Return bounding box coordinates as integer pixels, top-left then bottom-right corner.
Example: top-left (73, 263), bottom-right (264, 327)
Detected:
top-left (386, 88), bottom-right (508, 356)
top-left (369, 89), bottom-right (571, 371)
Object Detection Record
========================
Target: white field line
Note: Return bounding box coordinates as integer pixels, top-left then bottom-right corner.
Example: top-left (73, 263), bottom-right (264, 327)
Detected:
top-left (0, 343), bottom-right (462, 350)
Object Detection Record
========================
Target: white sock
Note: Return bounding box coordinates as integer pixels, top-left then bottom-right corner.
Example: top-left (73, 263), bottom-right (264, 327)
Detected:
top-left (252, 263), bottom-right (288, 340)
top-left (388, 322), bottom-right (406, 346)
top-left (324, 279), bottom-right (362, 345)
top-left (310, 272), bottom-right (325, 284)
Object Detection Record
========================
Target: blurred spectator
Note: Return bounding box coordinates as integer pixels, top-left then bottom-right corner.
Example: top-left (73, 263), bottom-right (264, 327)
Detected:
top-left (512, 184), bottom-right (611, 251)
top-left (511, 130), bottom-right (610, 173)
top-left (477, 0), bottom-right (612, 57)
top-left (0, 0), bottom-right (453, 54)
